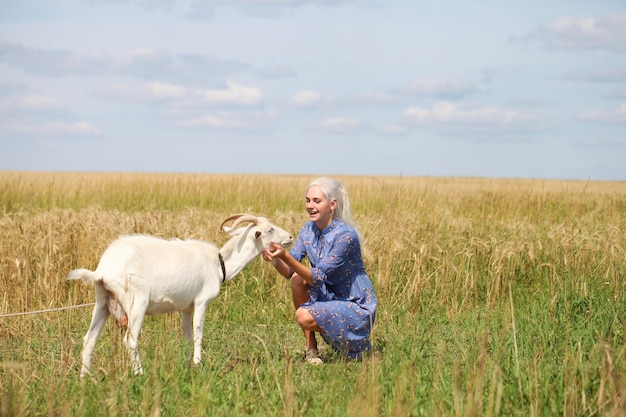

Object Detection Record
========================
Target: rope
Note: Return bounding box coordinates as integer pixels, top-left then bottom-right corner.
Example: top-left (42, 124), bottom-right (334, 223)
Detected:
top-left (0, 304), bottom-right (299, 332)
top-left (0, 305), bottom-right (298, 329)
top-left (0, 303), bottom-right (96, 318)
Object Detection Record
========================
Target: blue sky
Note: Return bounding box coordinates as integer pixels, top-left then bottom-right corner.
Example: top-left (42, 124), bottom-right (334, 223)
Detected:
top-left (1, 0), bottom-right (625, 180)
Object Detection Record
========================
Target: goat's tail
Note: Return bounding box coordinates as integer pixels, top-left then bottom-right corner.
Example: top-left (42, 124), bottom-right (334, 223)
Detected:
top-left (66, 268), bottom-right (99, 284)
top-left (66, 269), bottom-right (128, 327)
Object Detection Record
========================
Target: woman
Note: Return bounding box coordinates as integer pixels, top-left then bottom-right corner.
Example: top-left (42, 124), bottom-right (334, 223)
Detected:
top-left (263, 177), bottom-right (377, 364)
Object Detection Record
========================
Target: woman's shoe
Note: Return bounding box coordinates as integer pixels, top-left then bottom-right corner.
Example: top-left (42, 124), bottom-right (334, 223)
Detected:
top-left (305, 349), bottom-right (323, 365)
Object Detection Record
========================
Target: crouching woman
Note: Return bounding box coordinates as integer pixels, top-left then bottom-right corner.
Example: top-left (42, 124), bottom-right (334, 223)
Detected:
top-left (263, 176), bottom-right (377, 364)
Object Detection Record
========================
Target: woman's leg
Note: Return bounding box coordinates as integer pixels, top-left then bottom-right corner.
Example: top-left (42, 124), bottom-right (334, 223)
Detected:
top-left (295, 308), bottom-right (323, 333)
top-left (291, 274), bottom-right (318, 350)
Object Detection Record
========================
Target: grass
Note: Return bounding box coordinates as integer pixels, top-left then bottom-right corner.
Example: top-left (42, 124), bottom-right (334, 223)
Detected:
top-left (0, 172), bottom-right (625, 416)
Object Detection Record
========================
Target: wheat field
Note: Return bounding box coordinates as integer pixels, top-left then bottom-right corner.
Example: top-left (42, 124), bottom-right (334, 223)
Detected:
top-left (1, 172), bottom-right (625, 416)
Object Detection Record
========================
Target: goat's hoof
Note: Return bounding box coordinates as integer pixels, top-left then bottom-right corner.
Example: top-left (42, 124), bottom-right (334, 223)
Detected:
top-left (79, 367), bottom-right (90, 379)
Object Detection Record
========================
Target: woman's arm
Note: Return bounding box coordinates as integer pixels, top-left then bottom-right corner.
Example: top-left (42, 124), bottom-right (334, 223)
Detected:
top-left (268, 225), bottom-right (359, 286)
top-left (267, 243), bottom-right (314, 285)
top-left (262, 250), bottom-right (293, 279)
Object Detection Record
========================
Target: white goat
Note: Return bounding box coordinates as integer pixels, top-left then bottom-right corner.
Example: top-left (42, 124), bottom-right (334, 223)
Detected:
top-left (66, 213), bottom-right (293, 377)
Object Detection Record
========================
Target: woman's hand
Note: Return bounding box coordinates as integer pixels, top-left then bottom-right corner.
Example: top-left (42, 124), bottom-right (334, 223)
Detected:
top-left (266, 242), bottom-right (286, 260)
top-left (261, 248), bottom-right (273, 262)
top-left (265, 241), bottom-right (312, 284)
top-left (262, 247), bottom-right (279, 266)
top-left (263, 242), bottom-right (292, 277)
top-left (262, 242), bottom-right (285, 266)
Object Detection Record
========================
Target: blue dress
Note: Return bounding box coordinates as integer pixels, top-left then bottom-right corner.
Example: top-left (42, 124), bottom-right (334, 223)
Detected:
top-left (290, 219), bottom-right (377, 358)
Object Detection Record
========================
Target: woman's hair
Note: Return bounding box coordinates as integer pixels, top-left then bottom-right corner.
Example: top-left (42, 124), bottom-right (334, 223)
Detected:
top-left (306, 176), bottom-right (359, 232)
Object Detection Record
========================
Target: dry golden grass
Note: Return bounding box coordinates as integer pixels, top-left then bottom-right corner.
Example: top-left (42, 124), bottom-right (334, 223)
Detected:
top-left (1, 172), bottom-right (625, 416)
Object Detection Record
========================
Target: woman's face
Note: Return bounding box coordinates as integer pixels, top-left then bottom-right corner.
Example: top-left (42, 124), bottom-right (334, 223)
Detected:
top-left (305, 186), bottom-right (336, 230)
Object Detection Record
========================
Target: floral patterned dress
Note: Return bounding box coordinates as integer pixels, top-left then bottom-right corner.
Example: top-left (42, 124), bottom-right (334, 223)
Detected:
top-left (290, 219), bottom-right (377, 358)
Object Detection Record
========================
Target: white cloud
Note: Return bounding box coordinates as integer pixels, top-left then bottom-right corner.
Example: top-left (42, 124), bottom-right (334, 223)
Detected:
top-left (181, 114), bottom-right (249, 128)
top-left (0, 40), bottom-right (252, 83)
top-left (578, 103), bottom-right (626, 123)
top-left (16, 94), bottom-right (62, 110)
top-left (179, 109), bottom-right (277, 129)
top-left (119, 48), bottom-right (251, 82)
top-left (403, 102), bottom-right (540, 135)
top-left (45, 122), bottom-right (102, 135)
top-left (291, 90), bottom-right (322, 107)
top-left (573, 137), bottom-right (625, 148)
top-left (145, 82), bottom-right (188, 99)
top-left (197, 81), bottom-right (261, 105)
top-left (291, 90), bottom-right (396, 109)
top-left (0, 40), bottom-right (111, 76)
top-left (5, 121), bottom-right (101, 136)
top-left (405, 102), bottom-right (519, 123)
top-left (95, 83), bottom-right (183, 103)
top-left (0, 93), bottom-right (71, 128)
top-left (524, 14), bottom-right (626, 53)
top-left (186, 0), bottom-right (379, 19)
top-left (0, 93), bottom-right (99, 138)
top-left (1, 94), bottom-right (64, 111)
top-left (129, 47), bottom-right (167, 61)
top-left (96, 80), bottom-right (261, 106)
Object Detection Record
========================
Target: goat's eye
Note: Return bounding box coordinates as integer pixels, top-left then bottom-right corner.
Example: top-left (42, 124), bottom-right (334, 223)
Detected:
top-left (268, 228), bottom-right (274, 233)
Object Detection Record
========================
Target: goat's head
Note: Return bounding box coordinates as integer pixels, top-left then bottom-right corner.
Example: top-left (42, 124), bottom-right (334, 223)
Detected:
top-left (220, 213), bottom-right (293, 250)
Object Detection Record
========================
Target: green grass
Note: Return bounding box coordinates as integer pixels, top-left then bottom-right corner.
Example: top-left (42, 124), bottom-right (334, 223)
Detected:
top-left (1, 172), bottom-right (625, 416)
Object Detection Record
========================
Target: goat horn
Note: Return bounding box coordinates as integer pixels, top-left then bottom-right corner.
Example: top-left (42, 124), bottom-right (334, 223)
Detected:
top-left (220, 214), bottom-right (259, 232)
top-left (220, 214), bottom-right (243, 231)
top-left (232, 214), bottom-right (260, 229)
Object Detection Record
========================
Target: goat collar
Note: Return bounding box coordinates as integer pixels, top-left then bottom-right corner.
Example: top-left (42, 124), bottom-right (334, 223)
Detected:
top-left (218, 252), bottom-right (226, 283)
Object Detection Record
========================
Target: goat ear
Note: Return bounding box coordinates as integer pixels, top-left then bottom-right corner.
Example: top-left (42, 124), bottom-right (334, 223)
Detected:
top-left (225, 227), bottom-right (244, 237)
top-left (255, 231), bottom-right (261, 239)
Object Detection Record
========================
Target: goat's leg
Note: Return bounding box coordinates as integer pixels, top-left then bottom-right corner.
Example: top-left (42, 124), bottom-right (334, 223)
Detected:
top-left (80, 290), bottom-right (110, 378)
top-left (182, 311), bottom-right (193, 343)
top-left (123, 299), bottom-right (147, 376)
top-left (191, 303), bottom-right (209, 365)
top-left (181, 310), bottom-right (193, 361)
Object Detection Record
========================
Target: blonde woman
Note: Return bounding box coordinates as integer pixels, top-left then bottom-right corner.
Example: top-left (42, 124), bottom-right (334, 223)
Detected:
top-left (264, 177), bottom-right (377, 364)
